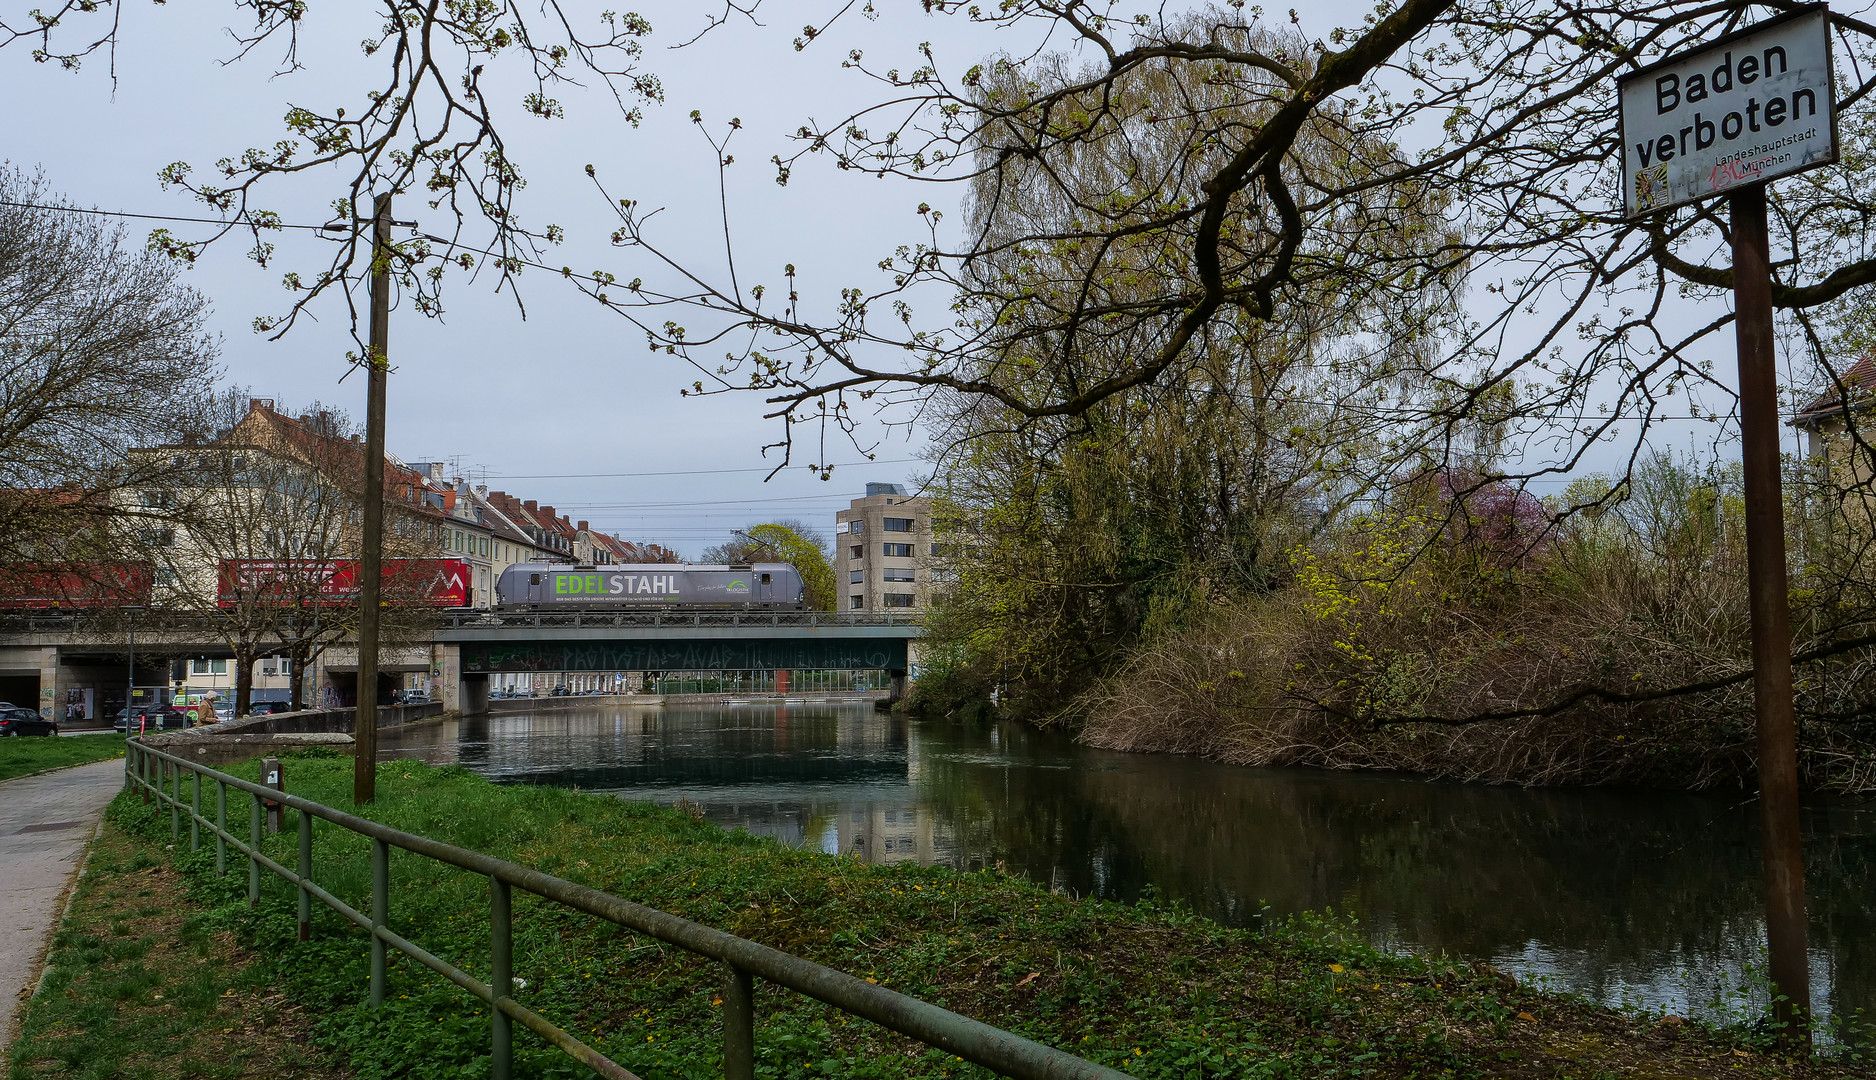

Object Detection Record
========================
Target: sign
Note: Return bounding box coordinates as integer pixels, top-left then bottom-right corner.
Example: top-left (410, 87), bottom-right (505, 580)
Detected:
top-left (218, 558), bottom-right (471, 607)
top-left (461, 638), bottom-right (909, 673)
top-left (1618, 5), bottom-right (1836, 217)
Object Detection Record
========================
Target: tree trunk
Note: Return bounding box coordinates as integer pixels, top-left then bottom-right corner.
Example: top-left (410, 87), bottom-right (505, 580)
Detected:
top-left (288, 640), bottom-right (309, 711)
top-left (233, 642), bottom-right (255, 718)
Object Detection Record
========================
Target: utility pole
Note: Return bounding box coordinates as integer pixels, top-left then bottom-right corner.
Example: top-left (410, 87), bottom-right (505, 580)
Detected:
top-left (1731, 183), bottom-right (1810, 1044)
top-left (354, 192), bottom-right (392, 805)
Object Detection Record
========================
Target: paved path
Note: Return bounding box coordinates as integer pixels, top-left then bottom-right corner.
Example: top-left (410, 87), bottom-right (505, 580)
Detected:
top-left (0, 759), bottom-right (126, 1058)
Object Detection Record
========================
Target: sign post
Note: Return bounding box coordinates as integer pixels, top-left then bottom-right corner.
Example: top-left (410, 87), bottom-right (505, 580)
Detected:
top-left (1618, 5), bottom-right (1837, 1045)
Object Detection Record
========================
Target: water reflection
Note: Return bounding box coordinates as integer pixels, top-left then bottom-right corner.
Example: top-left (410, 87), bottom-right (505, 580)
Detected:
top-left (379, 703), bottom-right (1876, 1029)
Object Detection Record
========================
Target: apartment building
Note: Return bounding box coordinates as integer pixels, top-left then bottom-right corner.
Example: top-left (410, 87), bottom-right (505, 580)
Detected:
top-left (835, 483), bottom-right (933, 611)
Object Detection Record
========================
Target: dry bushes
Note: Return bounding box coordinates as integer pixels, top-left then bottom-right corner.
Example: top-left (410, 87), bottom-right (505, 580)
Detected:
top-left (1082, 459), bottom-right (1876, 792)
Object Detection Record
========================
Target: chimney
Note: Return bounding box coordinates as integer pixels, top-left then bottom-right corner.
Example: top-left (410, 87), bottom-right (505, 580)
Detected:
top-left (540, 506), bottom-right (557, 523)
top-left (577, 520), bottom-right (589, 531)
top-left (351, 434), bottom-right (363, 444)
top-left (247, 397), bottom-right (273, 414)
top-left (477, 484), bottom-right (488, 497)
top-left (318, 410), bottom-right (331, 430)
top-left (524, 500), bottom-right (538, 513)
top-left (298, 414), bottom-right (313, 426)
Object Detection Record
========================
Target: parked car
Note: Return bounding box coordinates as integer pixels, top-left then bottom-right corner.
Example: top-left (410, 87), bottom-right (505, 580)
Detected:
top-left (396, 690), bottom-right (430, 705)
top-left (246, 701), bottom-right (293, 716)
top-left (551, 685), bottom-right (571, 696)
top-left (113, 705), bottom-right (192, 733)
top-left (0, 706), bottom-right (57, 737)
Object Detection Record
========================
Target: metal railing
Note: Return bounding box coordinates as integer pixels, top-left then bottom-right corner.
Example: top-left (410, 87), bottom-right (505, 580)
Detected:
top-left (122, 739), bottom-right (1126, 1080)
top-left (438, 609), bottom-right (921, 631)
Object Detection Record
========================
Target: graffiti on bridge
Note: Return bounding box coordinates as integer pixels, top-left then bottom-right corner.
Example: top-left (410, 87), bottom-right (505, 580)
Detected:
top-left (461, 638), bottom-right (906, 673)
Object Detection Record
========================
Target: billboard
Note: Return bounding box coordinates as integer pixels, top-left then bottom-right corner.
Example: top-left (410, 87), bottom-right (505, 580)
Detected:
top-left (218, 559), bottom-right (471, 607)
top-left (1618, 5), bottom-right (1837, 217)
top-left (0, 562), bottom-right (154, 609)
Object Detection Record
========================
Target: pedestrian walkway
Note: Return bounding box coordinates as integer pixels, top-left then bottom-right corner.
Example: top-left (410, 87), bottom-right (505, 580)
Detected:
top-left (0, 759), bottom-right (125, 1058)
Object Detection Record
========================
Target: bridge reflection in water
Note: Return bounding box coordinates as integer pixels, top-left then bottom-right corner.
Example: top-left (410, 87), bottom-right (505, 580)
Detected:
top-left (378, 703), bottom-right (1876, 1035)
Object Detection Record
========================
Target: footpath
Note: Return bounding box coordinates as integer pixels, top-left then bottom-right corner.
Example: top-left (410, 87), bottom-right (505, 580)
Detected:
top-left (0, 759), bottom-right (126, 1059)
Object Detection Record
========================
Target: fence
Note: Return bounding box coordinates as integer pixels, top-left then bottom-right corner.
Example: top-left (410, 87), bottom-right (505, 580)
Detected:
top-left (121, 739), bottom-right (1128, 1080)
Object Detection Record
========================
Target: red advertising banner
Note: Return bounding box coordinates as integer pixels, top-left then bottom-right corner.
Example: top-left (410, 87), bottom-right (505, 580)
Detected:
top-left (0, 562), bottom-right (154, 609)
top-left (218, 559), bottom-right (471, 607)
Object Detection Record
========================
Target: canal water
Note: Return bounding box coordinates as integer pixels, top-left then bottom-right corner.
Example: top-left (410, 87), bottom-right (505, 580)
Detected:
top-left (380, 702), bottom-right (1876, 1031)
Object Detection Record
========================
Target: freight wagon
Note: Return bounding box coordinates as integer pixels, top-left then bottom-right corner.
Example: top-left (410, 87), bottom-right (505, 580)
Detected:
top-left (494, 563), bottom-right (806, 609)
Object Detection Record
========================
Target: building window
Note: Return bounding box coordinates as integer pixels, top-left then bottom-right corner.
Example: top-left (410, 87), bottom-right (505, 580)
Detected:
top-left (882, 543), bottom-right (912, 558)
top-left (140, 490), bottom-right (173, 508)
top-left (883, 517), bottom-right (914, 532)
top-left (850, 594), bottom-right (865, 610)
top-left (883, 592), bottom-right (916, 608)
top-left (883, 568), bottom-right (915, 582)
top-left (849, 545), bottom-right (863, 561)
top-left (189, 659), bottom-right (229, 676)
top-left (849, 520), bottom-right (864, 534)
top-left (136, 527), bottom-right (175, 548)
top-left (850, 570), bottom-right (865, 584)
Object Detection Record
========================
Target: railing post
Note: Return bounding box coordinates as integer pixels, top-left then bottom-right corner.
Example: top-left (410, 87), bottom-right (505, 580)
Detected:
top-left (216, 778), bottom-right (227, 875)
top-left (297, 808), bottom-right (313, 942)
top-left (263, 757), bottom-right (284, 834)
top-left (169, 760), bottom-right (180, 842)
top-left (723, 961), bottom-right (755, 1080)
top-left (371, 838), bottom-right (389, 1007)
top-left (248, 792), bottom-right (262, 907)
top-left (190, 768), bottom-right (202, 851)
top-left (491, 876), bottom-right (513, 1080)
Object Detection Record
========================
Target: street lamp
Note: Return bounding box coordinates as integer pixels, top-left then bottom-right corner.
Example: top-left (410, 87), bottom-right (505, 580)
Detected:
top-left (122, 605), bottom-right (145, 740)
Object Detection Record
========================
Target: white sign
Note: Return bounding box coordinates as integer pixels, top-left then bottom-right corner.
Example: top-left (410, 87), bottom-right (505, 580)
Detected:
top-left (1618, 5), bottom-right (1837, 217)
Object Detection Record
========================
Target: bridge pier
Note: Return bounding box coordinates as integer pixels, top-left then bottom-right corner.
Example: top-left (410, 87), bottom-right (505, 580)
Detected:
top-left (460, 672), bottom-right (489, 716)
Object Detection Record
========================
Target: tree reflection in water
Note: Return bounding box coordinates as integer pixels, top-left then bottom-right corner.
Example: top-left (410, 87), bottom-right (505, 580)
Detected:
top-left (380, 703), bottom-right (1876, 1030)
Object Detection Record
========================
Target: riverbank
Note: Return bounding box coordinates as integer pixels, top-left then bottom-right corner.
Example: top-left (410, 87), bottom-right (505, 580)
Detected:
top-left (0, 735), bottom-right (123, 783)
top-left (15, 752), bottom-right (1865, 1079)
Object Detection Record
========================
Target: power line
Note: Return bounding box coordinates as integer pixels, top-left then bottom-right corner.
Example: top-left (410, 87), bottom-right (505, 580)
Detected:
top-left (486, 458), bottom-right (917, 481)
top-left (0, 197), bottom-right (340, 232)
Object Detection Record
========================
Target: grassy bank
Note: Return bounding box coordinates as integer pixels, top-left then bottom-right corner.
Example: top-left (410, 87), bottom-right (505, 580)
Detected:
top-left (0, 735), bottom-right (124, 783)
top-left (43, 753), bottom-right (1870, 1080)
top-left (5, 820), bottom-right (341, 1080)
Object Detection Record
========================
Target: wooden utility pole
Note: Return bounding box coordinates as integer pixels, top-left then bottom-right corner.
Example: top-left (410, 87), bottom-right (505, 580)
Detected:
top-left (1730, 183), bottom-right (1810, 1045)
top-left (353, 192), bottom-right (392, 805)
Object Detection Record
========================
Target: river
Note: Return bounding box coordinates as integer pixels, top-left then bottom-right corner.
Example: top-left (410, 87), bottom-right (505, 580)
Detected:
top-left (378, 701), bottom-right (1876, 1033)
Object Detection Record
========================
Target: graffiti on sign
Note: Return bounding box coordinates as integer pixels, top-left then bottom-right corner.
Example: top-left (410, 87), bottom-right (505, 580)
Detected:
top-left (462, 638), bottom-right (906, 672)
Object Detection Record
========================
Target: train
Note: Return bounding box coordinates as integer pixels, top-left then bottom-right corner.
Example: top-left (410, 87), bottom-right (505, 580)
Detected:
top-left (494, 562), bottom-right (807, 610)
top-left (0, 563), bottom-right (153, 609)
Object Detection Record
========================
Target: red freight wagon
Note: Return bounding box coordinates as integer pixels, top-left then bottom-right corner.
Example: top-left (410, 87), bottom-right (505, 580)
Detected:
top-left (0, 563), bottom-right (154, 609)
top-left (218, 559), bottom-right (471, 607)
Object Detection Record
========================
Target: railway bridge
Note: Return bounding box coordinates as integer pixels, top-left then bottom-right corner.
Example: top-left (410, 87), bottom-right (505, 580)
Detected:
top-left (0, 609), bottom-right (923, 720)
top-left (432, 609), bottom-right (923, 713)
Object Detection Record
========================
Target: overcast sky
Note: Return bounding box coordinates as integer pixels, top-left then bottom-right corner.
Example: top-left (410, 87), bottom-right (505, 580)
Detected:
top-left (2, 1), bottom-right (1792, 556)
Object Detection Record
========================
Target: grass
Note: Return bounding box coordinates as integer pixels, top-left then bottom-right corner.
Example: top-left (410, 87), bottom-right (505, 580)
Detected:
top-left (23, 751), bottom-right (1873, 1080)
top-left (4, 820), bottom-right (342, 1080)
top-left (0, 734), bottom-right (125, 782)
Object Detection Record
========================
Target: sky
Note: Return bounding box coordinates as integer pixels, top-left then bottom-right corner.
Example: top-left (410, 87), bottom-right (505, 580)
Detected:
top-left (0, 1), bottom-right (1808, 555)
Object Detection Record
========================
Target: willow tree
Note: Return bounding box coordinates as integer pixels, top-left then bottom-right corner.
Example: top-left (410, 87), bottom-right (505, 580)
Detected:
top-left (908, 16), bottom-right (1457, 716)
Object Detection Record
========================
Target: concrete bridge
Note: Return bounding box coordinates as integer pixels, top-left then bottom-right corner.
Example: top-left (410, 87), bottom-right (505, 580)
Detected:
top-left (432, 609), bottom-right (922, 713)
top-left (0, 609), bottom-right (922, 720)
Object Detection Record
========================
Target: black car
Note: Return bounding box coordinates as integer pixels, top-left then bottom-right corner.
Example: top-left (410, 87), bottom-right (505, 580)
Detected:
top-left (245, 701), bottom-right (293, 716)
top-left (551, 685), bottom-right (570, 696)
top-left (0, 707), bottom-right (57, 737)
top-left (112, 705), bottom-right (192, 733)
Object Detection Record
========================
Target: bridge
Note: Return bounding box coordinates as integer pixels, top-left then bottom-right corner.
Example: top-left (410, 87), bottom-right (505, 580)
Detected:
top-left (0, 609), bottom-right (923, 720)
top-left (434, 610), bottom-right (923, 712)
